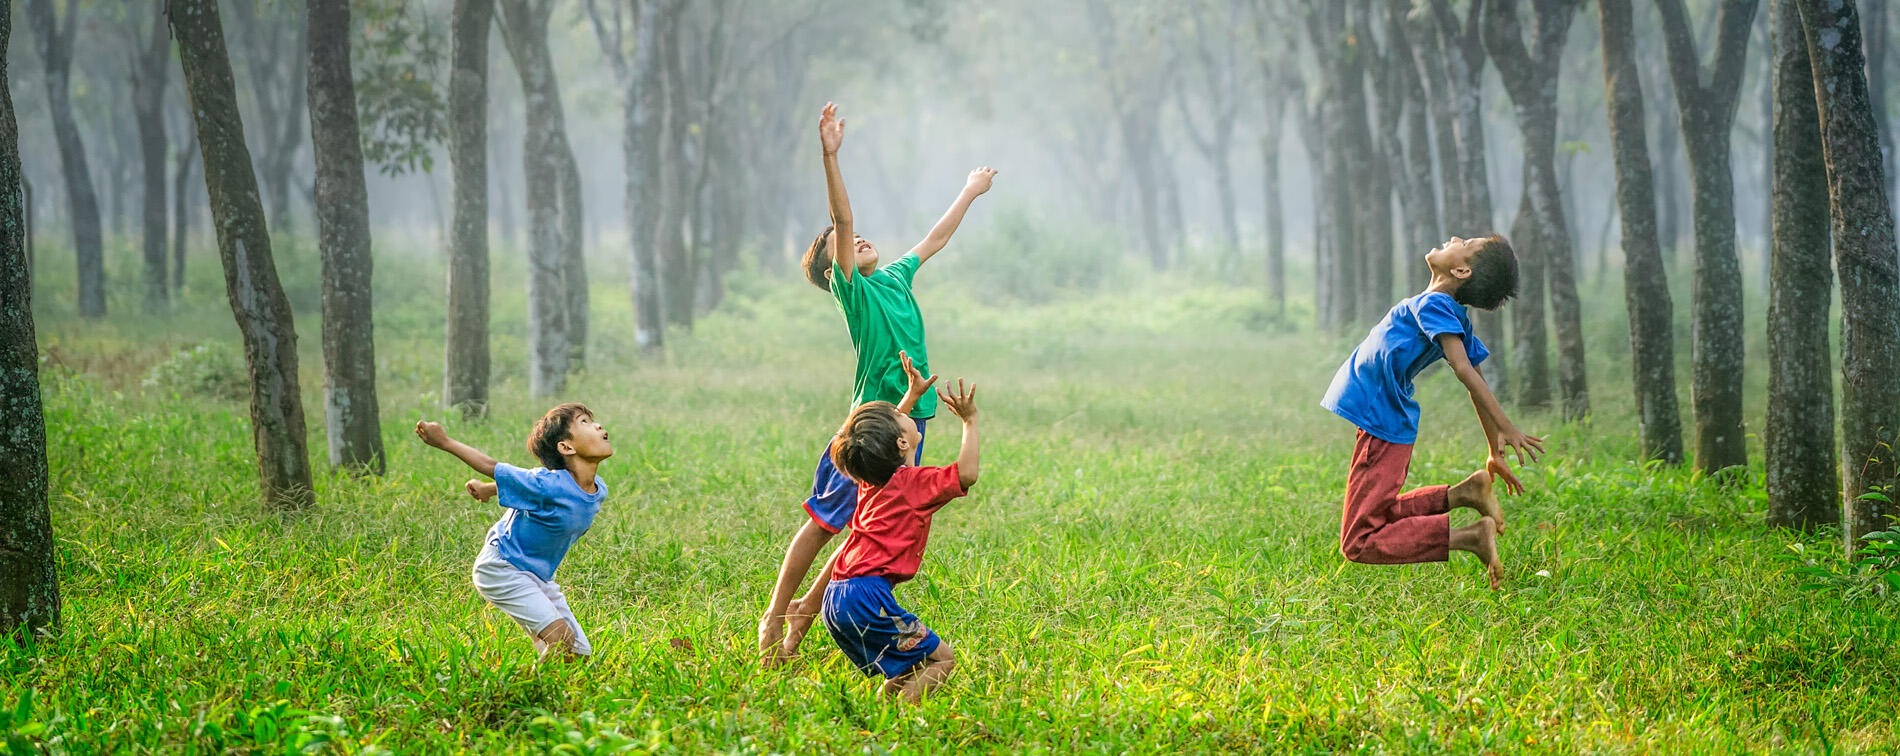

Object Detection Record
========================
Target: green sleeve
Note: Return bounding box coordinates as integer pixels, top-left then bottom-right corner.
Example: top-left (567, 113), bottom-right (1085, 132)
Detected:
top-left (882, 252), bottom-right (921, 286)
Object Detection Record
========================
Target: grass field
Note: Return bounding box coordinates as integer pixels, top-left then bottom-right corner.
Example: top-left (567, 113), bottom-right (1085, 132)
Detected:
top-left (5, 234), bottom-right (1898, 754)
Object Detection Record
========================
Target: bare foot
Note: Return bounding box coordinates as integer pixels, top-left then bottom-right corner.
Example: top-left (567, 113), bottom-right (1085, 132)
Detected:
top-left (1472, 516), bottom-right (1502, 590)
top-left (1451, 469), bottom-right (1504, 534)
top-left (780, 601), bottom-right (820, 659)
top-left (757, 613), bottom-right (787, 667)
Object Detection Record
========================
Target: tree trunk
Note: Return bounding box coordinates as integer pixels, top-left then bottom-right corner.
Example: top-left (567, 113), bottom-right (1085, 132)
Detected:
top-left (0, 6), bottom-right (61, 640)
top-left (1486, 0), bottom-right (1586, 417)
top-left (627, 0), bottom-right (668, 350)
top-left (169, 0), bottom-right (316, 510)
top-left (1599, 0), bottom-right (1686, 464)
top-left (1262, 108), bottom-right (1286, 313)
top-left (1433, 0), bottom-right (1508, 399)
top-left (498, 0), bottom-right (569, 398)
top-left (555, 131), bottom-right (587, 366)
top-left (1391, 0), bottom-right (1439, 292)
top-left (1656, 0), bottom-right (1758, 476)
top-left (1863, 0), bottom-right (1895, 219)
top-left (446, 0), bottom-right (494, 417)
top-left (1653, 73), bottom-right (1686, 265)
top-left (25, 0), bottom-right (105, 318)
top-left (172, 134), bottom-right (197, 291)
top-left (1797, 0), bottom-right (1900, 546)
top-left (133, 10), bottom-right (171, 314)
top-left (308, 0), bottom-right (385, 475)
top-left (1764, 0), bottom-right (1837, 528)
top-left (658, 5), bottom-right (696, 328)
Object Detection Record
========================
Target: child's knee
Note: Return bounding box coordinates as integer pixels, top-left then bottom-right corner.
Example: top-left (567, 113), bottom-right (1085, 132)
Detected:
top-left (928, 638), bottom-right (956, 664)
top-left (1339, 541), bottom-right (1372, 564)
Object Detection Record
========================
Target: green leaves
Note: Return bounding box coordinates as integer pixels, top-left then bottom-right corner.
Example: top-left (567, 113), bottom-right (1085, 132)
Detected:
top-left (352, 0), bottom-right (448, 177)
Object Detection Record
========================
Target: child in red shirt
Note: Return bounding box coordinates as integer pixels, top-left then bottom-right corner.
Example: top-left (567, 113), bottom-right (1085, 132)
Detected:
top-left (819, 378), bottom-right (980, 703)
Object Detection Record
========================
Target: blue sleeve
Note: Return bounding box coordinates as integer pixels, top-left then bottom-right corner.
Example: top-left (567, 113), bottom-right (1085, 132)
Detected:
top-left (1464, 332), bottom-right (1490, 367)
top-left (880, 252), bottom-right (921, 287)
top-left (1416, 293), bottom-right (1487, 367)
top-left (492, 463), bottom-right (544, 512)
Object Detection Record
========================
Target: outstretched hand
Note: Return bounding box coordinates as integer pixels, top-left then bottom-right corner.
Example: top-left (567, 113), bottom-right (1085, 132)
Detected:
top-left (965, 166), bottom-right (997, 196)
top-left (1498, 428), bottom-right (1545, 466)
top-left (819, 102), bottom-right (845, 156)
top-left (466, 479), bottom-right (497, 502)
top-left (414, 420), bottom-right (449, 449)
top-left (939, 379), bottom-right (979, 421)
top-left (900, 350), bottom-right (939, 398)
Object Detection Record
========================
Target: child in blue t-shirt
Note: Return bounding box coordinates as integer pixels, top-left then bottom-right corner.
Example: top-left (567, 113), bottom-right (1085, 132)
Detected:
top-left (415, 403), bottom-right (612, 658)
top-left (1319, 234), bottom-right (1545, 589)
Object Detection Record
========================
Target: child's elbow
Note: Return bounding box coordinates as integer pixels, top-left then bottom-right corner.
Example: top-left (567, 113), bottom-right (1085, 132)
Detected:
top-left (959, 472), bottom-right (979, 491)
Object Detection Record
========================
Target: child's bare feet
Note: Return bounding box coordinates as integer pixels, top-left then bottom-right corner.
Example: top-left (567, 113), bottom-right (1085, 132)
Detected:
top-left (780, 599), bottom-right (821, 659)
top-left (757, 614), bottom-right (787, 667)
top-left (1450, 469), bottom-right (1504, 534)
top-left (1451, 516), bottom-right (1503, 590)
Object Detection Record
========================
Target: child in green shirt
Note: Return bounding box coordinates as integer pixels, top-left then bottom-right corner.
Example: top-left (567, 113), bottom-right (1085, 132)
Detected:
top-left (757, 102), bottom-right (997, 664)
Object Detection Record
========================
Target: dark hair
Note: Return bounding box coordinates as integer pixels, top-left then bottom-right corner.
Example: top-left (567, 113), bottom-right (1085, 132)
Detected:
top-left (528, 402), bottom-right (592, 470)
top-left (802, 225), bottom-right (835, 292)
top-left (830, 401), bottom-right (906, 486)
top-left (1455, 233), bottom-right (1519, 311)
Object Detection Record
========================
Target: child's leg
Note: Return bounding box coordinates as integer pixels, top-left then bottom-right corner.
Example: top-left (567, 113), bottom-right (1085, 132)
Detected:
top-left (758, 518), bottom-right (835, 655)
top-left (891, 640), bottom-right (956, 704)
top-left (1340, 432), bottom-right (1451, 564)
top-left (1451, 516), bottom-right (1503, 589)
top-left (781, 541), bottom-right (845, 656)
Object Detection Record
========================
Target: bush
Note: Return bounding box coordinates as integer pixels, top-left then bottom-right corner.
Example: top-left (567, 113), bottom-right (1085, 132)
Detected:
top-left (143, 342), bottom-right (248, 401)
top-left (933, 208), bottom-right (1129, 305)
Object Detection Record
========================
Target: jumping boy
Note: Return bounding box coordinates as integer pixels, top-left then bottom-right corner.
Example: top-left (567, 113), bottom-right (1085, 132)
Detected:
top-left (757, 101), bottom-right (997, 662)
top-left (415, 404), bottom-right (612, 658)
top-left (822, 377), bottom-right (980, 703)
top-left (1319, 234), bottom-right (1544, 589)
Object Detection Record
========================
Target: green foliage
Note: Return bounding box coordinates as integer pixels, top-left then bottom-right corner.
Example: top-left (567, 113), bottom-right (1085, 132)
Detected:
top-left (1781, 508), bottom-right (1900, 601)
top-left (141, 342), bottom-right (247, 401)
top-left (353, 0), bottom-right (447, 176)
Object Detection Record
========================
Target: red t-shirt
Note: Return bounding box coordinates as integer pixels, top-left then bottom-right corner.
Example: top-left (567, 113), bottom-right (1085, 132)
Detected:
top-left (832, 464), bottom-right (968, 583)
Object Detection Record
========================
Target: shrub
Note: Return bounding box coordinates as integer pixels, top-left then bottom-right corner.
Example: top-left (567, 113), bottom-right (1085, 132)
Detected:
top-left (143, 342), bottom-right (248, 401)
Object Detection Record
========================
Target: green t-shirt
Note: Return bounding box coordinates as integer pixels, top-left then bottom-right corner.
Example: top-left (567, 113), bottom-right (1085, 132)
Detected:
top-left (832, 252), bottom-right (935, 418)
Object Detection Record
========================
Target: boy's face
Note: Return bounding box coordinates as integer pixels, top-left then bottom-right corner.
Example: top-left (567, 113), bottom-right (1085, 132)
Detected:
top-left (1425, 236), bottom-right (1480, 281)
top-left (558, 413), bottom-right (614, 462)
top-left (894, 413), bottom-right (920, 465)
top-left (832, 229), bottom-right (879, 275)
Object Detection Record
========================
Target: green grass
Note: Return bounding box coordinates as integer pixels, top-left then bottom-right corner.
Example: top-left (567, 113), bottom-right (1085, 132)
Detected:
top-left (5, 234), bottom-right (1898, 753)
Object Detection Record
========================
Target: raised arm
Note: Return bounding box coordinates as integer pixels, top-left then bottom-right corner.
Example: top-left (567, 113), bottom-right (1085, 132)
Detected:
top-left (819, 102), bottom-right (856, 284)
top-left (414, 420), bottom-right (499, 477)
top-left (1437, 334), bottom-right (1544, 494)
top-left (938, 379), bottom-right (981, 490)
top-left (910, 167), bottom-right (997, 264)
top-left (894, 350), bottom-right (939, 415)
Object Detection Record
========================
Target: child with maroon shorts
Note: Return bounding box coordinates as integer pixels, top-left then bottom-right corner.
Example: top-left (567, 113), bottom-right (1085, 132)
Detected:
top-left (821, 378), bottom-right (980, 703)
top-left (1319, 234), bottom-right (1545, 589)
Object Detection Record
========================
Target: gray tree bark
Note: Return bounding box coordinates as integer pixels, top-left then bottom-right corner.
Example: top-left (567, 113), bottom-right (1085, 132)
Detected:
top-left (308, 0), bottom-right (384, 475)
top-left (582, 0), bottom-right (668, 351)
top-left (446, 0), bottom-right (494, 417)
top-left (658, 3), bottom-right (695, 328)
top-left (132, 9), bottom-right (171, 314)
top-left (1390, 0), bottom-right (1440, 293)
top-left (169, 0), bottom-right (316, 510)
top-left (1432, 0), bottom-right (1509, 399)
top-left (1486, 0), bottom-right (1587, 418)
top-left (1655, 0), bottom-right (1758, 476)
top-left (25, 0), bottom-right (105, 318)
top-left (171, 133), bottom-right (197, 291)
top-left (1765, 0), bottom-right (1837, 529)
top-left (1306, 2), bottom-right (1367, 331)
top-left (0, 4), bottom-right (61, 640)
top-left (1599, 0), bottom-right (1686, 465)
top-left (1796, 0), bottom-right (1900, 547)
top-left (498, 0), bottom-right (570, 398)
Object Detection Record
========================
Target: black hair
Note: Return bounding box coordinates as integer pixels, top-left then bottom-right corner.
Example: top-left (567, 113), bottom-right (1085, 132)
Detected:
top-left (802, 224), bottom-right (835, 292)
top-left (1455, 233), bottom-right (1519, 311)
top-left (830, 401), bottom-right (907, 486)
top-left (528, 402), bottom-right (592, 470)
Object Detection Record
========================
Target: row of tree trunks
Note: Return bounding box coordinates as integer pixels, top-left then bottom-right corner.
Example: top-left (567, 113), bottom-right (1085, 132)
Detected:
top-left (0, 0), bottom-right (61, 640)
top-left (169, 0), bottom-right (316, 510)
top-left (1656, 0), bottom-right (1758, 477)
top-left (1764, 0), bottom-right (1836, 529)
top-left (446, 0), bottom-right (496, 417)
top-left (25, 0), bottom-right (105, 318)
top-left (1486, 0), bottom-right (1589, 419)
top-left (307, 0), bottom-right (385, 475)
top-left (1796, 0), bottom-right (1900, 547)
top-left (1597, 0), bottom-right (1685, 465)
top-left (1430, 0), bottom-right (1509, 400)
top-left (132, 8), bottom-right (171, 314)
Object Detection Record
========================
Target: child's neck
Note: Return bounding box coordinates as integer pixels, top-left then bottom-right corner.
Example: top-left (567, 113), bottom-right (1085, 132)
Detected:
top-left (564, 458), bottom-right (601, 494)
top-left (1424, 273), bottom-right (1462, 299)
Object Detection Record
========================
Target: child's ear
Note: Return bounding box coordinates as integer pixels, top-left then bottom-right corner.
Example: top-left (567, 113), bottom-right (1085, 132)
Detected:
top-left (557, 439), bottom-right (577, 456)
top-left (1452, 264), bottom-right (1474, 281)
top-left (896, 435), bottom-right (913, 455)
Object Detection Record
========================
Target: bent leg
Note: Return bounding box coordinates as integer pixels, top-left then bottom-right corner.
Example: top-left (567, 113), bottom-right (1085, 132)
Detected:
top-left (759, 518), bottom-right (835, 659)
top-left (1340, 431), bottom-right (1450, 565)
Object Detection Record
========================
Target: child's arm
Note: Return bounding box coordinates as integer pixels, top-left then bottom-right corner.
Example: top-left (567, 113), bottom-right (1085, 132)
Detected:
top-left (938, 379), bottom-right (980, 490)
top-left (909, 167), bottom-right (997, 264)
top-left (467, 479), bottom-right (498, 502)
top-left (819, 102), bottom-right (855, 285)
top-left (414, 420), bottom-right (499, 477)
top-left (894, 350), bottom-right (939, 415)
top-left (1436, 335), bottom-right (1544, 494)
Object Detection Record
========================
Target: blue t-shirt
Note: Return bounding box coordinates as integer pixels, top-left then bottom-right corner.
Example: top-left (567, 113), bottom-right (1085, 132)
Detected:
top-left (1320, 292), bottom-right (1490, 444)
top-left (486, 462), bottom-right (606, 581)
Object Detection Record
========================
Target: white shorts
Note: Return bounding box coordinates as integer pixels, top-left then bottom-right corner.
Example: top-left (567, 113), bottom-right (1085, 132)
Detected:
top-left (471, 542), bottom-right (592, 655)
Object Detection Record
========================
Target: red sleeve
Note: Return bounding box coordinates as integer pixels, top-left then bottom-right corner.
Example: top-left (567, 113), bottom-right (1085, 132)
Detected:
top-left (911, 464), bottom-right (968, 510)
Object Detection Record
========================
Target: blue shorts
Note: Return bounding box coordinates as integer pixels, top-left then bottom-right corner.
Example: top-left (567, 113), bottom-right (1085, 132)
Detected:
top-left (822, 576), bottom-right (941, 679)
top-left (803, 417), bottom-right (927, 533)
